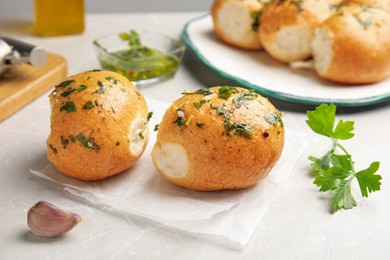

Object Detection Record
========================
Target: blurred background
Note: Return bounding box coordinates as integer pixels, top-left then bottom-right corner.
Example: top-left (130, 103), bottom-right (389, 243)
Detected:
top-left (0, 0), bottom-right (213, 17)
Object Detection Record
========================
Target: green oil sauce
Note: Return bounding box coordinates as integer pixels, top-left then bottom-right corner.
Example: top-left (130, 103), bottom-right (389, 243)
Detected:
top-left (99, 45), bottom-right (180, 83)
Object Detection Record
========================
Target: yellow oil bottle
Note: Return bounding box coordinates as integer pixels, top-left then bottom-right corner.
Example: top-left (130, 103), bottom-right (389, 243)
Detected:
top-left (33, 0), bottom-right (85, 36)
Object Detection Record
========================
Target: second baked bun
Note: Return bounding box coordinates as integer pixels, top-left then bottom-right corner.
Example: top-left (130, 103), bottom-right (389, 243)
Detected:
top-left (211, 0), bottom-right (265, 50)
top-left (345, 0), bottom-right (390, 10)
top-left (47, 70), bottom-right (149, 181)
top-left (311, 3), bottom-right (390, 84)
top-left (152, 86), bottom-right (285, 191)
top-left (260, 0), bottom-right (341, 63)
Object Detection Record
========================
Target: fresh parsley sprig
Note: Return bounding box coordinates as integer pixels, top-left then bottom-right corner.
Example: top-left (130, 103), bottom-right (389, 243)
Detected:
top-left (306, 104), bottom-right (382, 213)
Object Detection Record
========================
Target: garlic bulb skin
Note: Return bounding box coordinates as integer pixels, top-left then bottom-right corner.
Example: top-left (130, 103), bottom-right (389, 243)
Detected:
top-left (27, 201), bottom-right (82, 238)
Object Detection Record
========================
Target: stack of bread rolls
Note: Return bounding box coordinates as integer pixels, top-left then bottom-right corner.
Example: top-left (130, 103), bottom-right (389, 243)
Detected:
top-left (211, 0), bottom-right (390, 84)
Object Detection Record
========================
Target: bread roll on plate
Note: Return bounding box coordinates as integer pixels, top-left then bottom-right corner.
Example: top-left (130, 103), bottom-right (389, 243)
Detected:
top-left (260, 0), bottom-right (342, 63)
top-left (211, 0), bottom-right (265, 50)
top-left (47, 71), bottom-right (149, 181)
top-left (311, 3), bottom-right (390, 84)
top-left (346, 0), bottom-right (390, 10)
top-left (152, 86), bottom-right (285, 191)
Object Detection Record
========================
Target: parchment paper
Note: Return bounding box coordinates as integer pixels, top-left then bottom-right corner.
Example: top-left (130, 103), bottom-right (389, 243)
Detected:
top-left (31, 98), bottom-right (307, 246)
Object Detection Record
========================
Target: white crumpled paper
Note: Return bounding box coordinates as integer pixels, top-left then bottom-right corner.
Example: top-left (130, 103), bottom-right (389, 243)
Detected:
top-left (31, 98), bottom-right (307, 247)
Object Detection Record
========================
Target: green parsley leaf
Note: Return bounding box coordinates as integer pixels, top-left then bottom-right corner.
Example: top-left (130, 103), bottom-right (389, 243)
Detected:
top-left (96, 80), bottom-right (106, 94)
top-left (182, 89), bottom-right (214, 96)
top-left (69, 135), bottom-right (76, 143)
top-left (82, 101), bottom-right (95, 110)
top-left (306, 103), bottom-right (336, 137)
top-left (193, 100), bottom-right (206, 109)
top-left (173, 117), bottom-right (186, 127)
top-left (218, 86), bottom-right (233, 99)
top-left (76, 132), bottom-right (100, 151)
top-left (61, 136), bottom-right (70, 149)
top-left (78, 85), bottom-right (87, 92)
top-left (223, 120), bottom-right (253, 139)
top-left (355, 161), bottom-right (381, 197)
top-left (119, 30), bottom-right (141, 46)
top-left (265, 112), bottom-right (283, 126)
top-left (232, 89), bottom-right (256, 109)
top-left (60, 101), bottom-right (76, 112)
top-left (310, 152), bottom-right (353, 174)
top-left (333, 120), bottom-right (355, 140)
top-left (330, 180), bottom-right (357, 212)
top-left (309, 153), bottom-right (332, 174)
top-left (56, 80), bottom-right (75, 88)
top-left (251, 11), bottom-right (261, 31)
top-left (313, 165), bottom-right (350, 192)
top-left (106, 76), bottom-right (119, 84)
top-left (49, 144), bottom-right (57, 154)
top-left (330, 153), bottom-right (353, 171)
top-left (212, 105), bottom-right (231, 119)
top-left (60, 88), bottom-right (76, 97)
top-left (147, 111), bottom-right (153, 121)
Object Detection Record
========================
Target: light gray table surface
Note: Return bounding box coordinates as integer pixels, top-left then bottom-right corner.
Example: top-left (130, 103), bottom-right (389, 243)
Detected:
top-left (1, 12), bottom-right (390, 259)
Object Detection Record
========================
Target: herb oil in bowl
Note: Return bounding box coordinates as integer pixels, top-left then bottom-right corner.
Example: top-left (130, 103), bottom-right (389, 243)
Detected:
top-left (93, 30), bottom-right (185, 86)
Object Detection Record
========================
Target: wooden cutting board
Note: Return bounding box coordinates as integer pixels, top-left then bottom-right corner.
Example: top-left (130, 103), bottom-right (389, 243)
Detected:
top-left (0, 53), bottom-right (67, 122)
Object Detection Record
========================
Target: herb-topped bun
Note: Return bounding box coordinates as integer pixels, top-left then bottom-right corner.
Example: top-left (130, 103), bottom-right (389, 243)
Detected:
top-left (346, 0), bottom-right (390, 10)
top-left (259, 0), bottom-right (342, 63)
top-left (151, 86), bottom-right (285, 191)
top-left (311, 3), bottom-right (390, 84)
top-left (47, 70), bottom-right (149, 181)
top-left (211, 0), bottom-right (265, 50)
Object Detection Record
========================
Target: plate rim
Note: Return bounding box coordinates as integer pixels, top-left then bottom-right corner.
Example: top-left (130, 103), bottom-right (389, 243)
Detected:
top-left (180, 14), bottom-right (390, 107)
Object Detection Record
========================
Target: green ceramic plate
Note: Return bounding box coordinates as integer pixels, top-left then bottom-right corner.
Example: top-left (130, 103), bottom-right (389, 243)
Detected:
top-left (181, 14), bottom-right (390, 107)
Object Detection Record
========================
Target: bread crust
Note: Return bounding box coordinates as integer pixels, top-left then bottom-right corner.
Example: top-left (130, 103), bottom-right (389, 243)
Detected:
top-left (47, 71), bottom-right (149, 180)
top-left (152, 86), bottom-right (285, 191)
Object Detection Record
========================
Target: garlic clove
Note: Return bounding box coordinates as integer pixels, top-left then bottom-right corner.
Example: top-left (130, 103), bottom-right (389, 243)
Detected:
top-left (27, 201), bottom-right (82, 238)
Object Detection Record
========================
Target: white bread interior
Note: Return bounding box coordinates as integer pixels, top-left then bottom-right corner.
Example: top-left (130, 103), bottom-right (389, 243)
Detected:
top-left (311, 27), bottom-right (333, 76)
top-left (128, 114), bottom-right (149, 156)
top-left (273, 25), bottom-right (313, 62)
top-left (152, 142), bottom-right (189, 179)
top-left (211, 0), bottom-right (263, 50)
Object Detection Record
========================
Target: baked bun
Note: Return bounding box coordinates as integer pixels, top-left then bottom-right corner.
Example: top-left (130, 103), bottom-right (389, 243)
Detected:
top-left (151, 86), bottom-right (285, 191)
top-left (259, 0), bottom-right (342, 63)
top-left (345, 0), bottom-right (390, 10)
top-left (47, 71), bottom-right (149, 181)
top-left (211, 0), bottom-right (265, 50)
top-left (311, 3), bottom-right (390, 84)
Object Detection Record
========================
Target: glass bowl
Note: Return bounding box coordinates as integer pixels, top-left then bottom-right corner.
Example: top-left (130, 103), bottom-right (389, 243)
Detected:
top-left (93, 30), bottom-right (186, 86)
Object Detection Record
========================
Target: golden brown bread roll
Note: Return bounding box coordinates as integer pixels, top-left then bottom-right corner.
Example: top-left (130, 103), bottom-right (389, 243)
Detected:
top-left (211, 0), bottom-right (265, 50)
top-left (345, 0), bottom-right (390, 10)
top-left (311, 3), bottom-right (390, 84)
top-left (47, 70), bottom-right (149, 181)
top-left (151, 86), bottom-right (285, 191)
top-left (259, 0), bottom-right (342, 63)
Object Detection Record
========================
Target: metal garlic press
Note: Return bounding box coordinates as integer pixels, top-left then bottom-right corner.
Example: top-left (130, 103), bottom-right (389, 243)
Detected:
top-left (0, 35), bottom-right (47, 77)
